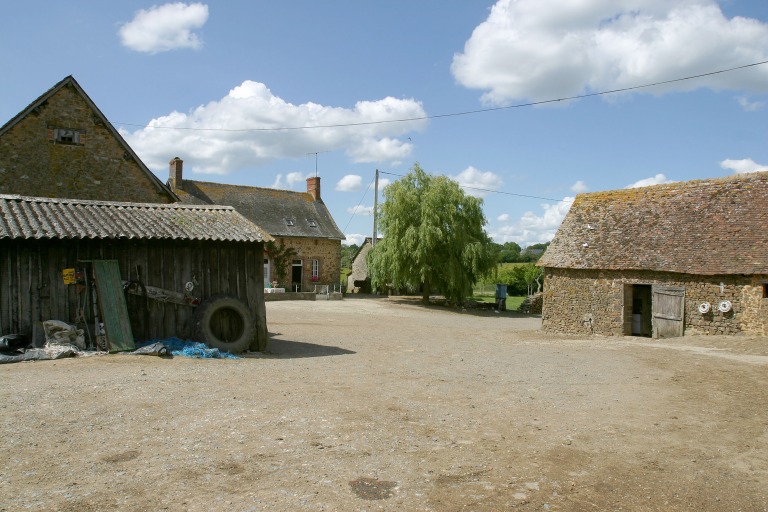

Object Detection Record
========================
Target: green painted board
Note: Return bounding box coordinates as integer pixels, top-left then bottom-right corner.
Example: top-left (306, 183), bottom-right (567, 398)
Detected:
top-left (92, 260), bottom-right (135, 352)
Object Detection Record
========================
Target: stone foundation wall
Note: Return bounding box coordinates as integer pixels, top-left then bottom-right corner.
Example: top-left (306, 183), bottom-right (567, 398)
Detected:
top-left (541, 268), bottom-right (768, 336)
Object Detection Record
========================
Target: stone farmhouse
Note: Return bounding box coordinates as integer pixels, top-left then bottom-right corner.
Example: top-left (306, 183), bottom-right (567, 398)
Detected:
top-left (538, 172), bottom-right (768, 338)
top-left (167, 157), bottom-right (345, 292)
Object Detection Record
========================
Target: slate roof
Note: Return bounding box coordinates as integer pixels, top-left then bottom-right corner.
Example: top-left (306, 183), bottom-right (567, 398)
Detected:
top-left (0, 194), bottom-right (272, 243)
top-left (538, 172), bottom-right (768, 276)
top-left (0, 75), bottom-right (178, 202)
top-left (177, 180), bottom-right (345, 240)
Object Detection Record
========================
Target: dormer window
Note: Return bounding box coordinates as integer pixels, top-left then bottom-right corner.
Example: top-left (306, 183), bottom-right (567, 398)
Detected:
top-left (285, 218), bottom-right (295, 226)
top-left (307, 219), bottom-right (317, 228)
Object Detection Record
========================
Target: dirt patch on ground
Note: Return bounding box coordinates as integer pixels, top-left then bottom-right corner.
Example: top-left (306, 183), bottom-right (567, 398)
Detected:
top-left (2, 296), bottom-right (767, 511)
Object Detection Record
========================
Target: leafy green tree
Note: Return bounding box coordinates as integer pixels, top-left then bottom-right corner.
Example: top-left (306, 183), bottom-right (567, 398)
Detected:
top-left (340, 244), bottom-right (358, 270)
top-left (368, 163), bottom-right (496, 304)
top-left (498, 241), bottom-right (522, 263)
top-left (523, 264), bottom-right (543, 295)
top-left (521, 242), bottom-right (550, 262)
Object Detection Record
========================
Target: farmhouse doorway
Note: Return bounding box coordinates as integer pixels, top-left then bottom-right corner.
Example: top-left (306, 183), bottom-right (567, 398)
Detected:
top-left (292, 259), bottom-right (303, 292)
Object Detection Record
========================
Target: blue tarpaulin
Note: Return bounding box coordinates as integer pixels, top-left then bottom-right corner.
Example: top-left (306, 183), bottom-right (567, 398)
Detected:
top-left (137, 338), bottom-right (239, 359)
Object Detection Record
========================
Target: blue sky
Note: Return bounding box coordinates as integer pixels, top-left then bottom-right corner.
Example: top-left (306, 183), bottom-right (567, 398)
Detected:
top-left (2, 1), bottom-right (767, 247)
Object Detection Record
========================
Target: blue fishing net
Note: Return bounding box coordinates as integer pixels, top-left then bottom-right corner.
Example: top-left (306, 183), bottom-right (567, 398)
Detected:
top-left (137, 337), bottom-right (239, 359)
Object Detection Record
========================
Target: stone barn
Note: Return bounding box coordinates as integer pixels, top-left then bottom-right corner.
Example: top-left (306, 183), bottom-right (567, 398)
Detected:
top-left (538, 172), bottom-right (768, 338)
top-left (346, 237), bottom-right (381, 293)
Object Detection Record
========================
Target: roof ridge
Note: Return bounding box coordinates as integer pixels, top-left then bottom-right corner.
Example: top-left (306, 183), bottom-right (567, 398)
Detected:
top-left (0, 194), bottom-right (235, 210)
top-left (185, 179), bottom-right (312, 196)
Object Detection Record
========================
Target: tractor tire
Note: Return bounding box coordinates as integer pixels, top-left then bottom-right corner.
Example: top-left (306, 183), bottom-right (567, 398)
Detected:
top-left (194, 296), bottom-right (255, 353)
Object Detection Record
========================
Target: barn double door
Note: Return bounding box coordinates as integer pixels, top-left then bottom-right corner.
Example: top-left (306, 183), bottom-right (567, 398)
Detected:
top-left (651, 286), bottom-right (685, 338)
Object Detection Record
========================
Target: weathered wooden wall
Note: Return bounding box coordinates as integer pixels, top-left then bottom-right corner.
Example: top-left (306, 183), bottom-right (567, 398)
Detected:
top-left (0, 238), bottom-right (267, 349)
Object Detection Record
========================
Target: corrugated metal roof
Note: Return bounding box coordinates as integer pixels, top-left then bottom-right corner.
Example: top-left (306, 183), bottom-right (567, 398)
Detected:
top-left (538, 171), bottom-right (768, 275)
top-left (0, 194), bottom-right (273, 243)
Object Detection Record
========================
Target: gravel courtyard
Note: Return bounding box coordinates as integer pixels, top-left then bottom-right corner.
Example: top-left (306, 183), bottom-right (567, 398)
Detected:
top-left (1, 296), bottom-right (767, 511)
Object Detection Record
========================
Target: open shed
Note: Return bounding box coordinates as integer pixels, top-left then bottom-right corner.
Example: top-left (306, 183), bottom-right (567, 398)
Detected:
top-left (0, 194), bottom-right (273, 352)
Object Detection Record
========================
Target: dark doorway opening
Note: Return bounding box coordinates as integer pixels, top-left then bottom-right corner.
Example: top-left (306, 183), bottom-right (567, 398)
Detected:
top-left (630, 284), bottom-right (652, 337)
top-left (291, 260), bottom-right (303, 292)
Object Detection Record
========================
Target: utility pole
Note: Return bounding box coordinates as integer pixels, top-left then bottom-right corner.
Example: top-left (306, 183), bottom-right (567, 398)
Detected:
top-left (372, 169), bottom-right (379, 247)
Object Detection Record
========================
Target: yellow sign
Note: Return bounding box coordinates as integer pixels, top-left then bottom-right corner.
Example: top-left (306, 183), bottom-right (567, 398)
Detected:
top-left (62, 268), bottom-right (76, 285)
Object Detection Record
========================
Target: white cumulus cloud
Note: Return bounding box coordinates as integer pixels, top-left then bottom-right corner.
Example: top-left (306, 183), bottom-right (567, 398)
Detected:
top-left (347, 205), bottom-right (374, 217)
top-left (343, 233), bottom-right (367, 246)
top-left (270, 172), bottom-right (312, 190)
top-left (336, 175), bottom-right (363, 192)
top-left (119, 2), bottom-right (209, 53)
top-left (736, 96), bottom-right (765, 111)
top-left (720, 158), bottom-right (768, 174)
top-left (121, 81), bottom-right (427, 175)
top-left (492, 197), bottom-right (574, 247)
top-left (570, 180), bottom-right (589, 194)
top-left (452, 0), bottom-right (768, 105)
top-left (626, 174), bottom-right (675, 188)
top-left (450, 166), bottom-right (503, 197)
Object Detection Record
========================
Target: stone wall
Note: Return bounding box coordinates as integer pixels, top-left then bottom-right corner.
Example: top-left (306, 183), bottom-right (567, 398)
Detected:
top-left (266, 236), bottom-right (341, 292)
top-left (0, 82), bottom-right (170, 203)
top-left (741, 278), bottom-right (768, 335)
top-left (542, 267), bottom-right (768, 337)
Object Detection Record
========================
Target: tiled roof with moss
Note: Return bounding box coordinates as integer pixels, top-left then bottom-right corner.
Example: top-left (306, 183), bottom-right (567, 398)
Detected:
top-left (538, 172), bottom-right (768, 275)
top-left (177, 180), bottom-right (345, 240)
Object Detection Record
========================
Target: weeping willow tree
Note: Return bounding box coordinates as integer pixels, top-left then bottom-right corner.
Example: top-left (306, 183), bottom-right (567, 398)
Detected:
top-left (368, 163), bottom-right (496, 304)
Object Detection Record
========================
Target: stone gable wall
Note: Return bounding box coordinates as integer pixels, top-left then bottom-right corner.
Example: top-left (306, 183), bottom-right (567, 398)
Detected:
top-left (0, 83), bottom-right (170, 203)
top-left (542, 267), bottom-right (768, 337)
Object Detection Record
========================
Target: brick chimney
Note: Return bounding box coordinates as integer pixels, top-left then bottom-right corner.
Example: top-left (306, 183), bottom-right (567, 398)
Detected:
top-left (169, 157), bottom-right (183, 190)
top-left (306, 176), bottom-right (321, 201)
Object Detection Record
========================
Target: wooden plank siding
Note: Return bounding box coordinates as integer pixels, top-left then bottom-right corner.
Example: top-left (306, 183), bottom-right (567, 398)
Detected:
top-left (0, 238), bottom-right (267, 349)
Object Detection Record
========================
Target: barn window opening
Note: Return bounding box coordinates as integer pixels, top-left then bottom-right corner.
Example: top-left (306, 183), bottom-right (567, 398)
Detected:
top-left (51, 128), bottom-right (84, 145)
top-left (763, 283), bottom-right (768, 298)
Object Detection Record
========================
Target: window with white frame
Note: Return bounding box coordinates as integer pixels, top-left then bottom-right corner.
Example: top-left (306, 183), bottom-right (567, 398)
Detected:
top-left (312, 259), bottom-right (319, 280)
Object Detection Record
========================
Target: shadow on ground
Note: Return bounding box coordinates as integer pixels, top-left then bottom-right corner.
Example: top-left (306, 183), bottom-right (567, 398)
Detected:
top-left (243, 336), bottom-right (356, 359)
top-left (385, 295), bottom-right (541, 319)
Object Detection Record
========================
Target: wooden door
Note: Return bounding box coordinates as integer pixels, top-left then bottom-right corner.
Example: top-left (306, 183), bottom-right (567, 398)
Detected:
top-left (92, 260), bottom-right (135, 352)
top-left (652, 286), bottom-right (685, 338)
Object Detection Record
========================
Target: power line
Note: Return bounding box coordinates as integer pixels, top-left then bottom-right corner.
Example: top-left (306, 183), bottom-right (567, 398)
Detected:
top-left (379, 171), bottom-right (572, 203)
top-left (114, 60), bottom-right (768, 132)
top-left (343, 176), bottom-right (376, 232)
